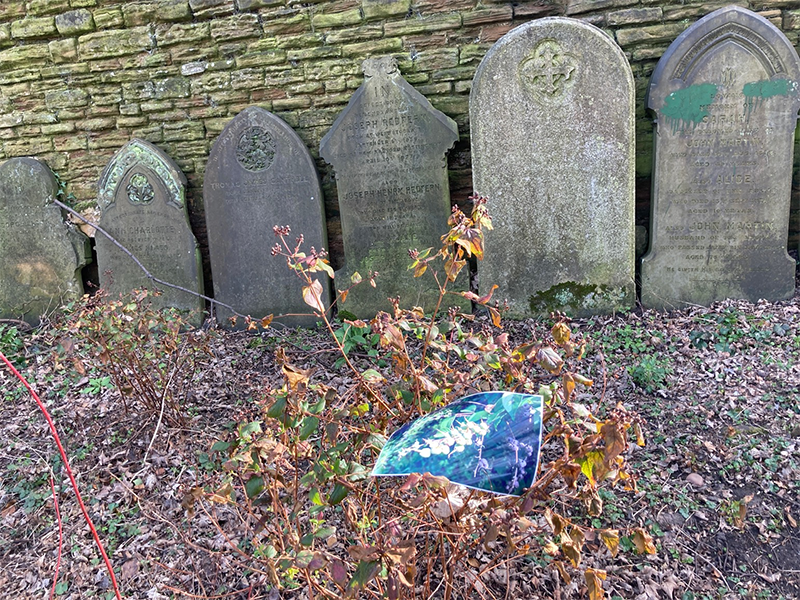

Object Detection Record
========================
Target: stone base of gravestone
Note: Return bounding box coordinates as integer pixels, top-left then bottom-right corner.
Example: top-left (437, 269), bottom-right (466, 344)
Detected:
top-left (96, 139), bottom-right (204, 324)
top-left (471, 18), bottom-right (636, 318)
top-left (320, 57), bottom-right (468, 319)
top-left (0, 158), bottom-right (90, 325)
top-left (642, 6), bottom-right (800, 309)
top-left (204, 106), bottom-right (329, 329)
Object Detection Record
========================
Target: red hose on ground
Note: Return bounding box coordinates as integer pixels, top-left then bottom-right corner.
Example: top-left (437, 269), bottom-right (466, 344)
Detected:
top-left (0, 350), bottom-right (123, 600)
top-left (49, 476), bottom-right (63, 600)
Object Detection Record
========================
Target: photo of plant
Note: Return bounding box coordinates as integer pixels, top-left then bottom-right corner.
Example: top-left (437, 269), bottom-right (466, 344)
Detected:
top-left (372, 391), bottom-right (543, 496)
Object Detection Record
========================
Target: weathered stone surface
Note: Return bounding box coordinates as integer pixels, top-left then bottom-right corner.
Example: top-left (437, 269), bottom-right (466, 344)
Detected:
top-left (45, 88), bottom-right (89, 110)
top-left (55, 10), bottom-right (95, 36)
top-left (320, 56), bottom-right (464, 318)
top-left (312, 8), bottom-right (363, 29)
top-left (11, 17), bottom-right (57, 39)
top-left (205, 106), bottom-right (328, 328)
top-left (0, 44), bottom-right (49, 70)
top-left (362, 0), bottom-right (411, 21)
top-left (471, 17), bottom-right (635, 318)
top-left (0, 158), bottom-right (90, 324)
top-left (642, 6), bottom-right (800, 309)
top-left (78, 27), bottom-right (154, 60)
top-left (96, 139), bottom-right (204, 321)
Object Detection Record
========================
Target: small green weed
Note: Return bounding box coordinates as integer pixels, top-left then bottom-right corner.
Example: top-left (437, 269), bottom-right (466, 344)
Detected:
top-left (628, 356), bottom-right (673, 393)
top-left (0, 324), bottom-right (26, 368)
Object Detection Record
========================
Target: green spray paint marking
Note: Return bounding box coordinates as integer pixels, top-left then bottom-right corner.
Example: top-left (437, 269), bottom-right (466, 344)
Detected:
top-left (661, 83), bottom-right (718, 134)
top-left (742, 78), bottom-right (793, 99)
top-left (742, 79), bottom-right (795, 117)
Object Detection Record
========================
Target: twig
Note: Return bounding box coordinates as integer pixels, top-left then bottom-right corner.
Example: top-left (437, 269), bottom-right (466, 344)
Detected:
top-left (49, 475), bottom-right (63, 600)
top-left (143, 339), bottom-right (187, 465)
top-left (0, 350), bottom-right (123, 600)
top-left (52, 198), bottom-right (248, 321)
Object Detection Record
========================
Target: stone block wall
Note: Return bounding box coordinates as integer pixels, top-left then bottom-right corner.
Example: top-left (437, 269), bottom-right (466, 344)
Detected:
top-left (0, 0), bottom-right (798, 287)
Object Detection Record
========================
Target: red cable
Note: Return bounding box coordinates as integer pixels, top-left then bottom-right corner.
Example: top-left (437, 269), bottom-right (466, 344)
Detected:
top-left (49, 476), bottom-right (62, 600)
top-left (0, 351), bottom-right (123, 599)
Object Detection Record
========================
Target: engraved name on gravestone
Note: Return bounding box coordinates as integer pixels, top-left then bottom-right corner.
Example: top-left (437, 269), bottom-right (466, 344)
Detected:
top-left (320, 56), bottom-right (463, 318)
top-left (97, 139), bottom-right (204, 321)
top-left (0, 158), bottom-right (90, 324)
top-left (471, 18), bottom-right (635, 318)
top-left (205, 107), bottom-right (328, 328)
top-left (642, 6), bottom-right (800, 309)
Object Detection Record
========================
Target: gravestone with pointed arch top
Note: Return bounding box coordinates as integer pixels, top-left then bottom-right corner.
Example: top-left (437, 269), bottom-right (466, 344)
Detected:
top-left (470, 18), bottom-right (635, 318)
top-left (204, 106), bottom-right (328, 328)
top-left (0, 158), bottom-right (90, 324)
top-left (642, 6), bottom-right (800, 309)
top-left (96, 139), bottom-right (204, 321)
top-left (320, 56), bottom-right (464, 318)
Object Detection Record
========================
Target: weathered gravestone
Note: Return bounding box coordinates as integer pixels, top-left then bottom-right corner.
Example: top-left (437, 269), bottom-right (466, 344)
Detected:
top-left (642, 6), bottom-right (800, 309)
top-left (320, 56), bottom-right (464, 318)
top-left (471, 18), bottom-right (636, 318)
top-left (96, 139), bottom-right (204, 321)
top-left (0, 158), bottom-right (90, 324)
top-left (205, 107), bottom-right (328, 328)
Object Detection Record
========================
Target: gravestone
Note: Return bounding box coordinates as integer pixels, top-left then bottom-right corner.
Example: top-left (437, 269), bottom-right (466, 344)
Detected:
top-left (0, 158), bottom-right (90, 324)
top-left (320, 56), bottom-right (464, 318)
top-left (96, 139), bottom-right (204, 321)
top-left (204, 106), bottom-right (328, 328)
top-left (642, 6), bottom-right (800, 309)
top-left (471, 18), bottom-right (635, 318)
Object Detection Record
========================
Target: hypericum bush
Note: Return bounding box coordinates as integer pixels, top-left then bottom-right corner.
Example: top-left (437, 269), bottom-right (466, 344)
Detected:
top-left (187, 197), bottom-right (651, 599)
top-left (61, 289), bottom-right (207, 426)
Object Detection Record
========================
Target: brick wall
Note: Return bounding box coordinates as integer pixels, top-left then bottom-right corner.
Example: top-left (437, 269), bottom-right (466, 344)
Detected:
top-left (1, 0), bottom-right (798, 286)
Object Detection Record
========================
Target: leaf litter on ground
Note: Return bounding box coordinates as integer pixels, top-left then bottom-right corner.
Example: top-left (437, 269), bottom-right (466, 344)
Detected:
top-left (0, 282), bottom-right (798, 599)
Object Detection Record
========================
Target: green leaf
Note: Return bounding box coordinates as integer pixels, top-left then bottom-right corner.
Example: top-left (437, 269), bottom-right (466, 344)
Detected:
top-left (245, 476), bottom-right (265, 499)
top-left (299, 416), bottom-right (320, 440)
top-left (362, 369), bottom-right (385, 384)
top-left (266, 397), bottom-right (287, 420)
top-left (349, 560), bottom-right (381, 591)
top-left (315, 526), bottom-right (336, 539)
top-left (238, 421), bottom-right (262, 440)
top-left (328, 483), bottom-right (349, 505)
top-left (210, 440), bottom-right (231, 453)
top-left (309, 487), bottom-right (325, 506)
top-left (295, 549), bottom-right (316, 567)
top-left (308, 395), bottom-right (326, 414)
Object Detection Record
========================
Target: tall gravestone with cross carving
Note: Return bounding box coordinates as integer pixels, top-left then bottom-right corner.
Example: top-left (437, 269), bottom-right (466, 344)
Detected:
top-left (320, 56), bottom-right (464, 318)
top-left (642, 6), bottom-right (800, 309)
top-left (204, 106), bottom-right (328, 328)
top-left (96, 139), bottom-right (204, 322)
top-left (471, 18), bottom-right (635, 317)
top-left (0, 157), bottom-right (90, 324)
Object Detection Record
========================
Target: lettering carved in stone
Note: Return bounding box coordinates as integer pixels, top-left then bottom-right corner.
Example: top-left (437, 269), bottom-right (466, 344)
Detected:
top-left (236, 127), bottom-right (276, 172)
top-left (126, 172), bottom-right (154, 205)
top-left (518, 39), bottom-right (578, 105)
